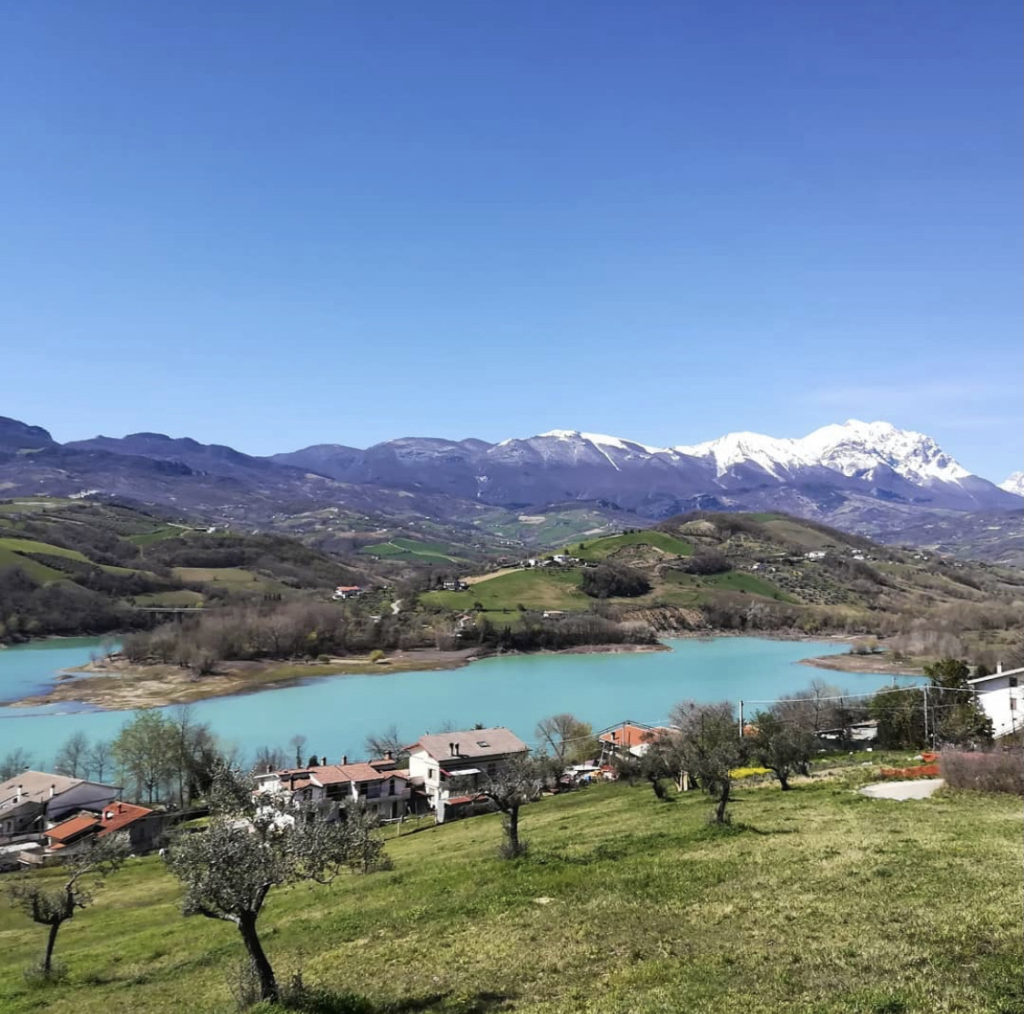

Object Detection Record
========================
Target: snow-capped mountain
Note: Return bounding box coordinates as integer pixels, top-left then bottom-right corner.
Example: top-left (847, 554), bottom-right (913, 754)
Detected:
top-left (676, 420), bottom-right (973, 487)
top-left (0, 415), bottom-right (1018, 559)
top-left (270, 419), bottom-right (1018, 518)
top-left (1000, 472), bottom-right (1024, 496)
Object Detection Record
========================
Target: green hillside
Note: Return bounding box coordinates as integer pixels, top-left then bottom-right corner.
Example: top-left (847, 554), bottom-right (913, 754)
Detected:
top-left (0, 774), bottom-right (1020, 1013)
top-left (0, 498), bottom-right (370, 642)
top-left (421, 513), bottom-right (1024, 661)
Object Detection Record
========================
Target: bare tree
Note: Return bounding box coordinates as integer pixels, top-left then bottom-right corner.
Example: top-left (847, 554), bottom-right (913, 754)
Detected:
top-left (0, 747), bottom-right (32, 781)
top-left (479, 754), bottom-right (544, 858)
top-left (54, 731), bottom-right (89, 778)
top-left (166, 802), bottom-right (386, 1003)
top-left (363, 724), bottom-right (405, 761)
top-left (86, 741), bottom-right (113, 783)
top-left (535, 713), bottom-right (599, 767)
top-left (670, 701), bottom-right (746, 824)
top-left (252, 744), bottom-right (287, 774)
top-left (7, 835), bottom-right (126, 978)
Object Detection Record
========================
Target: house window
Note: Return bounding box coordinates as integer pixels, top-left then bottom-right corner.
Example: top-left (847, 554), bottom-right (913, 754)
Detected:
top-left (487, 763), bottom-right (497, 777)
top-left (1009, 677), bottom-right (1018, 688)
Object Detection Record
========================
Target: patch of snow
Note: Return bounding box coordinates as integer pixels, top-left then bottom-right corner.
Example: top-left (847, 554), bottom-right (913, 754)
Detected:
top-left (999, 471), bottom-right (1024, 495)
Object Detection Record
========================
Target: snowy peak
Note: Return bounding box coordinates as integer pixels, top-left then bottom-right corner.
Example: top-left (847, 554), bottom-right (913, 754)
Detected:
top-left (1000, 471), bottom-right (1024, 495)
top-left (674, 431), bottom-right (809, 479)
top-left (797, 420), bottom-right (971, 485)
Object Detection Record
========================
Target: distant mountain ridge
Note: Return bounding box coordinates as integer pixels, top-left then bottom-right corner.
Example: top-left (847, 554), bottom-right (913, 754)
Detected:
top-left (0, 415), bottom-right (1019, 563)
top-left (272, 419), bottom-right (1017, 516)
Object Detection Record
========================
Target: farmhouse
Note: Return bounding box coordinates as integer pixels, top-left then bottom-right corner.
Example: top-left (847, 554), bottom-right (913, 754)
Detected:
top-left (44, 801), bottom-right (154, 854)
top-left (406, 727), bottom-right (529, 823)
top-left (255, 759), bottom-right (411, 821)
top-left (333, 585), bottom-right (364, 600)
top-left (967, 664), bottom-right (1024, 738)
top-left (0, 770), bottom-right (121, 844)
top-left (598, 722), bottom-right (671, 762)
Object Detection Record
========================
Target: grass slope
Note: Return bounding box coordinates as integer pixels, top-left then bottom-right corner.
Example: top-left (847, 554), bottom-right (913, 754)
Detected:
top-left (570, 530), bottom-right (694, 560)
top-left (0, 777), bottom-right (1020, 1013)
top-left (422, 568), bottom-right (586, 613)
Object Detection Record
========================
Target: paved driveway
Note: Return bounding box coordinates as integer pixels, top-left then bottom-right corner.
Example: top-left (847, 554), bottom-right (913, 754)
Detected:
top-left (860, 778), bottom-right (944, 800)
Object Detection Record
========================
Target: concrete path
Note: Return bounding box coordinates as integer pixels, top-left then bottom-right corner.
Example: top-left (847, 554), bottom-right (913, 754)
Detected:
top-left (860, 778), bottom-right (944, 801)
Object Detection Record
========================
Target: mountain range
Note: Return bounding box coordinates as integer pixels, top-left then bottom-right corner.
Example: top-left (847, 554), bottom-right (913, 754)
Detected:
top-left (0, 415), bottom-right (1019, 563)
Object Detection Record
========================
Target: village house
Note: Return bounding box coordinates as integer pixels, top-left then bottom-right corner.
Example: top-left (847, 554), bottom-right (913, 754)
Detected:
top-left (967, 664), bottom-right (1024, 738)
top-left (598, 722), bottom-right (672, 763)
top-left (405, 727), bottom-right (528, 823)
top-left (255, 757), bottom-right (411, 821)
top-left (333, 585), bottom-right (364, 600)
top-left (44, 801), bottom-right (154, 855)
top-left (0, 770), bottom-right (122, 845)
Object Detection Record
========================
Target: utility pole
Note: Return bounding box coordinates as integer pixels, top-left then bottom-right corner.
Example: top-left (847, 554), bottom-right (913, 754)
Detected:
top-left (738, 700), bottom-right (744, 740)
top-left (922, 684), bottom-right (929, 747)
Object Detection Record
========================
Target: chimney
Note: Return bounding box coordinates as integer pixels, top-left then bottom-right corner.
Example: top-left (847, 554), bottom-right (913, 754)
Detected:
top-left (342, 755), bottom-right (348, 766)
top-left (50, 784), bottom-right (56, 799)
top-left (321, 756), bottom-right (328, 766)
top-left (997, 662), bottom-right (1003, 675)
top-left (266, 764), bottom-right (272, 774)
top-left (449, 742), bottom-right (456, 757)
top-left (385, 750), bottom-right (393, 761)
top-left (15, 784), bottom-right (22, 804)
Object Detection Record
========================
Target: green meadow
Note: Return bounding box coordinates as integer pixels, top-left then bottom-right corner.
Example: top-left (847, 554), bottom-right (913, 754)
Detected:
top-left (1, 773), bottom-right (1020, 1014)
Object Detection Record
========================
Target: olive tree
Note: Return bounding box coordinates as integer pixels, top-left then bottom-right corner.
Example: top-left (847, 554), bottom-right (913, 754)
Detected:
top-left (480, 754), bottom-right (545, 858)
top-left (8, 835), bottom-right (127, 978)
top-left (750, 711), bottom-right (816, 790)
top-left (166, 802), bottom-right (386, 1003)
top-left (670, 700), bottom-right (746, 824)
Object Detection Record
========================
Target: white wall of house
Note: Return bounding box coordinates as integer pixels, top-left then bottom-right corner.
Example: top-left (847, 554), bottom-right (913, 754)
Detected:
top-left (970, 670), bottom-right (1024, 738)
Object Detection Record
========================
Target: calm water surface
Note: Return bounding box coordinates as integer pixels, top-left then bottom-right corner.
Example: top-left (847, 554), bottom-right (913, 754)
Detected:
top-left (0, 636), bottom-right (917, 766)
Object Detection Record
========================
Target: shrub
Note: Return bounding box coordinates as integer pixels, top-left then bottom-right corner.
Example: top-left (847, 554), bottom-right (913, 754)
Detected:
top-left (580, 564), bottom-right (651, 599)
top-left (940, 749), bottom-right (1024, 795)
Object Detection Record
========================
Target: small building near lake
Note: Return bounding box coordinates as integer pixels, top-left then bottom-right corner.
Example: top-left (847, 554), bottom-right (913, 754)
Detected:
top-left (405, 727), bottom-right (528, 823)
top-left (967, 664), bottom-right (1024, 738)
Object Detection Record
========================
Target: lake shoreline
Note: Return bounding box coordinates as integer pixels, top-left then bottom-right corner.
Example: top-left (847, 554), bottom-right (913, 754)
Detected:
top-left (6, 641), bottom-right (672, 712)
top-left (0, 629), bottom-right (904, 713)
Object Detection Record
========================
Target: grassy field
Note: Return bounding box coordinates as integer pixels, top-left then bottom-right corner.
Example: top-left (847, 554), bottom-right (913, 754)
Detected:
top-left (569, 530), bottom-right (694, 561)
top-left (362, 538), bottom-right (461, 563)
top-left (422, 568), bottom-right (586, 613)
top-left (0, 774), bottom-right (1020, 1014)
top-left (0, 536), bottom-right (92, 563)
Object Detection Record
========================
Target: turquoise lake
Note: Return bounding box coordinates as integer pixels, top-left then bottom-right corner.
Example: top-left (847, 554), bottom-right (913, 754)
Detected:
top-left (0, 637), bottom-right (917, 767)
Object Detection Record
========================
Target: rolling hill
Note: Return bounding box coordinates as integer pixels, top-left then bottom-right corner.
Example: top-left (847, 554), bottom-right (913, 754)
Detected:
top-left (420, 513), bottom-right (1024, 662)
top-left (0, 498), bottom-right (371, 642)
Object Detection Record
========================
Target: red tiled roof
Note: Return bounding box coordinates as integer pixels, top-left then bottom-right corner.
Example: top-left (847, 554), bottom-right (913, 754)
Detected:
top-left (273, 762), bottom-right (395, 786)
top-left (46, 813), bottom-right (99, 843)
top-left (47, 802), bottom-right (153, 846)
top-left (97, 802), bottom-right (152, 836)
top-left (599, 724), bottom-right (667, 748)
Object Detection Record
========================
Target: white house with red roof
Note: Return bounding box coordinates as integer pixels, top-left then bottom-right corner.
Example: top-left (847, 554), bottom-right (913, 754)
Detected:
top-left (405, 727), bottom-right (528, 823)
top-left (255, 757), bottom-right (411, 821)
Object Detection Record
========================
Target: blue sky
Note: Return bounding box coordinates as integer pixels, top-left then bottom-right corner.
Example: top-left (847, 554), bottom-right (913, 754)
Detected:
top-left (1, 1), bottom-right (1020, 480)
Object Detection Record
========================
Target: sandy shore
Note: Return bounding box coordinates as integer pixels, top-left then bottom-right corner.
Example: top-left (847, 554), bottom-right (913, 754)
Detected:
top-left (798, 651), bottom-right (923, 677)
top-left (6, 642), bottom-right (666, 712)
top-left (5, 632), bottom-right (909, 713)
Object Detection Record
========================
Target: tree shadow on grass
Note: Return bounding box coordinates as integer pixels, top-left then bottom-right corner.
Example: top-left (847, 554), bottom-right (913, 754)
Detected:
top-left (275, 987), bottom-right (515, 1014)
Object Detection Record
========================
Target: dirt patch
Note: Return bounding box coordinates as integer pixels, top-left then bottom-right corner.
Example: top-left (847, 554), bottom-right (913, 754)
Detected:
top-left (800, 651), bottom-right (922, 677)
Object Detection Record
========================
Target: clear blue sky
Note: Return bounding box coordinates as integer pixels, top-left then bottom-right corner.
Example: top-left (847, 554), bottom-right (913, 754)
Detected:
top-left (1, 1), bottom-right (1020, 480)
